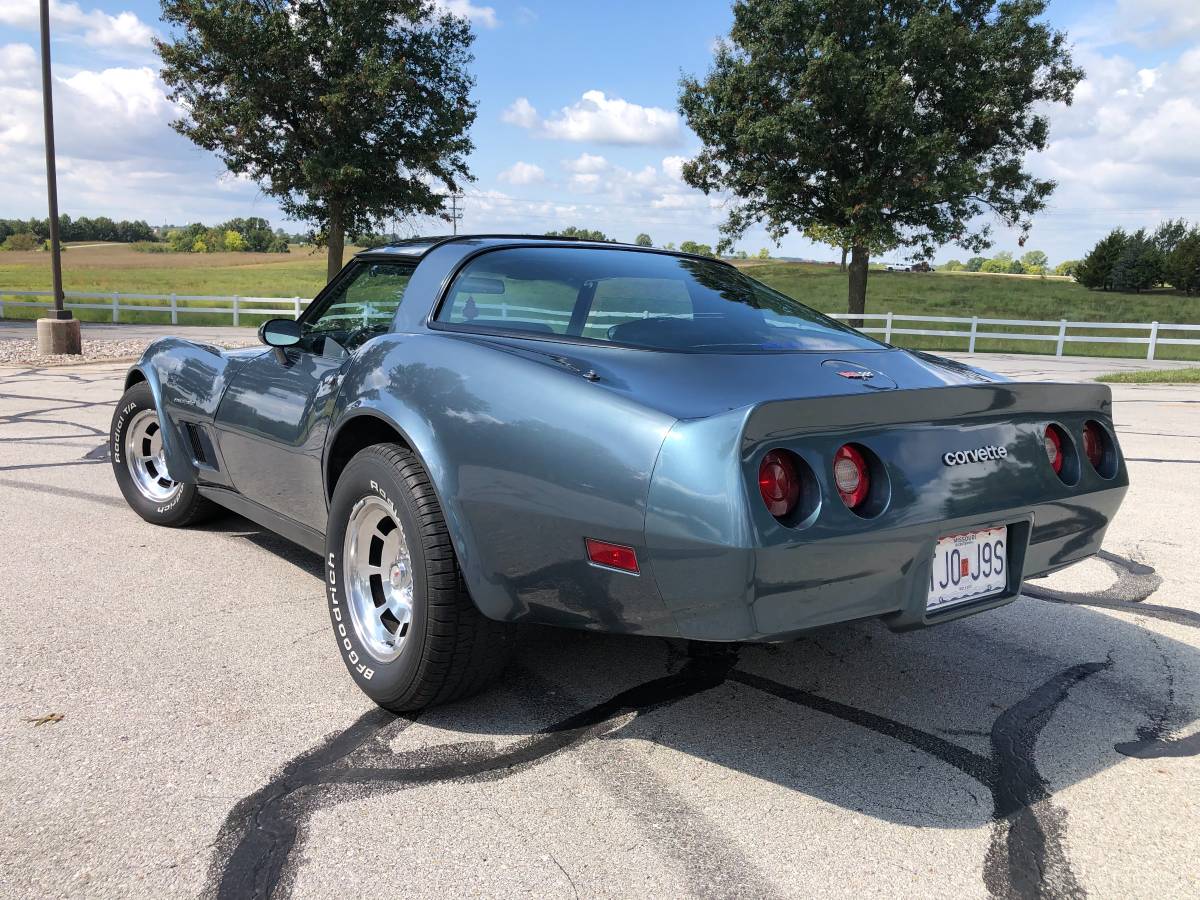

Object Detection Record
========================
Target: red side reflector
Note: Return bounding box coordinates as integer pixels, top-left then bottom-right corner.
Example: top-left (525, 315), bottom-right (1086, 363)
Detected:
top-left (585, 538), bottom-right (639, 573)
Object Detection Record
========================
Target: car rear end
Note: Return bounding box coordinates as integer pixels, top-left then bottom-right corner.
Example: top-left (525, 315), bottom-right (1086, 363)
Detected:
top-left (643, 381), bottom-right (1127, 641)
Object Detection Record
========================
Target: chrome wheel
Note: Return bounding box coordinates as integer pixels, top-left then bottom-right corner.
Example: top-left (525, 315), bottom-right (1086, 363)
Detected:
top-left (124, 409), bottom-right (181, 503)
top-left (343, 495), bottom-right (414, 663)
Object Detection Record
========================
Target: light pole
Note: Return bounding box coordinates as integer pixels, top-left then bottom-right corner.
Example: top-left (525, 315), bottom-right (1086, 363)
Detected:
top-left (36, 0), bottom-right (81, 355)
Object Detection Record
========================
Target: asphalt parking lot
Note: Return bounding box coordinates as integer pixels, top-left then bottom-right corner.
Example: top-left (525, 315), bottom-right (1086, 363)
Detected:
top-left (0, 352), bottom-right (1196, 899)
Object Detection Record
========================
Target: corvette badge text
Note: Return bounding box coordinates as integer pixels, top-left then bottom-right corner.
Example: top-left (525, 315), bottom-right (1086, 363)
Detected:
top-left (943, 445), bottom-right (1009, 467)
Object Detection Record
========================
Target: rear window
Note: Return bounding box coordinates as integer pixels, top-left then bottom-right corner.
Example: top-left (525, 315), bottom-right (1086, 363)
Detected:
top-left (435, 247), bottom-right (882, 352)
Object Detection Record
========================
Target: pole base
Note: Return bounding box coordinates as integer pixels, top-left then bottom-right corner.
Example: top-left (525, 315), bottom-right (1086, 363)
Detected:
top-left (36, 317), bottom-right (82, 355)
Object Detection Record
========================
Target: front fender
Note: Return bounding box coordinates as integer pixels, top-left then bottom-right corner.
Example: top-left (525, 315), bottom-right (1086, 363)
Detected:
top-left (125, 339), bottom-right (262, 484)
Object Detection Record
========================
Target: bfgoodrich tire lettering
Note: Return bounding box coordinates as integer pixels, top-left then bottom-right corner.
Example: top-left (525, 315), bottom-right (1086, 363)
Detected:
top-left (324, 442), bottom-right (514, 712)
top-left (109, 382), bottom-right (218, 527)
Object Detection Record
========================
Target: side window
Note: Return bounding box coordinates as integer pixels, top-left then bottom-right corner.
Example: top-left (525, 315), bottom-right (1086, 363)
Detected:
top-left (302, 262), bottom-right (413, 351)
top-left (439, 269), bottom-right (578, 335)
top-left (583, 277), bottom-right (693, 341)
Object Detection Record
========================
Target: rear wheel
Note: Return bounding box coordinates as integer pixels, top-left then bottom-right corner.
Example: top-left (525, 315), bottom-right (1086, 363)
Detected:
top-left (324, 442), bottom-right (514, 712)
top-left (109, 382), bottom-right (217, 527)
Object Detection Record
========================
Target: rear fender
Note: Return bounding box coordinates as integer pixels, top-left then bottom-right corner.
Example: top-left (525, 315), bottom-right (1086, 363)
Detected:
top-left (644, 407), bottom-right (759, 637)
top-left (330, 334), bottom-right (679, 630)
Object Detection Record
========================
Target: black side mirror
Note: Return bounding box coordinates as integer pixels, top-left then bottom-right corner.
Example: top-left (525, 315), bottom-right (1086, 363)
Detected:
top-left (259, 318), bottom-right (302, 348)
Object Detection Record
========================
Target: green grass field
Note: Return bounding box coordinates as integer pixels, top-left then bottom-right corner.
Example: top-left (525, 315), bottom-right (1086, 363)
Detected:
top-left (2, 246), bottom-right (1198, 359)
top-left (1096, 367), bottom-right (1200, 383)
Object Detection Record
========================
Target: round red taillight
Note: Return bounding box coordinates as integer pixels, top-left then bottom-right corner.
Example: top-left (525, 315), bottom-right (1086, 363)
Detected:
top-left (759, 450), bottom-right (800, 518)
top-left (833, 444), bottom-right (869, 509)
top-left (1083, 421), bottom-right (1105, 470)
top-left (1044, 425), bottom-right (1064, 474)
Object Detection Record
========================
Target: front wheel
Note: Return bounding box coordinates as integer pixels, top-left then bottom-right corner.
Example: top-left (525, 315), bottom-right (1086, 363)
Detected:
top-left (324, 443), bottom-right (514, 712)
top-left (109, 382), bottom-right (217, 527)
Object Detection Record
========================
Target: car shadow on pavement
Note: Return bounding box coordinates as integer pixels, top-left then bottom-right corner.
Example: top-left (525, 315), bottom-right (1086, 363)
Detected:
top-left (197, 531), bottom-right (1199, 900)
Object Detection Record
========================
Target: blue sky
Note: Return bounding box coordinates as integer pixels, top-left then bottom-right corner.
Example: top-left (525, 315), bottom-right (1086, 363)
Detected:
top-left (2, 0), bottom-right (1199, 265)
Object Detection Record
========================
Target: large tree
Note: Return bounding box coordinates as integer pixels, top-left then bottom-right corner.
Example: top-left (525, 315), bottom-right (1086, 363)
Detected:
top-left (679, 0), bottom-right (1083, 316)
top-left (158, 0), bottom-right (477, 281)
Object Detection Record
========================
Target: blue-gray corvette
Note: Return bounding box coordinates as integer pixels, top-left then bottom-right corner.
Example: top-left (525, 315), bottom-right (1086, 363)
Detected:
top-left (111, 235), bottom-right (1128, 711)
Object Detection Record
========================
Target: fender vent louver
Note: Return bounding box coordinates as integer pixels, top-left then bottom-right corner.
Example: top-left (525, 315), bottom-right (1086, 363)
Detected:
top-left (184, 422), bottom-right (209, 466)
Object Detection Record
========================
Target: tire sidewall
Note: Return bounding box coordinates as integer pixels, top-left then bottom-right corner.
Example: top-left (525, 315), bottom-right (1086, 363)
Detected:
top-left (324, 451), bottom-right (430, 705)
top-left (110, 383), bottom-right (197, 524)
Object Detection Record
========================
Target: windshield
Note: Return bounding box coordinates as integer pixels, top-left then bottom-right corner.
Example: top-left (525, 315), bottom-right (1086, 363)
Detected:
top-left (435, 247), bottom-right (882, 353)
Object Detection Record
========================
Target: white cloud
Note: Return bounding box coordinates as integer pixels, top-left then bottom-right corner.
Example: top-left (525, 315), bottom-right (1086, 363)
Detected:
top-left (0, 43), bottom-right (36, 84)
top-left (432, 0), bottom-right (499, 29)
top-left (1114, 0), bottom-right (1200, 45)
top-left (497, 161), bottom-right (545, 185)
top-left (661, 155), bottom-right (689, 181)
top-left (563, 153), bottom-right (608, 174)
top-left (502, 90), bottom-right (681, 145)
top-left (501, 97), bottom-right (538, 129)
top-left (0, 50), bottom-right (279, 223)
top-left (0, 0), bottom-right (154, 49)
top-left (966, 41), bottom-right (1200, 262)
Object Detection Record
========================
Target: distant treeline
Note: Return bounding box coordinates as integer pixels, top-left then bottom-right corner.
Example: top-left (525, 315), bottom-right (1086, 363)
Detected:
top-left (1, 215), bottom-right (156, 245)
top-left (939, 250), bottom-right (1071, 276)
top-left (1076, 220), bottom-right (1200, 295)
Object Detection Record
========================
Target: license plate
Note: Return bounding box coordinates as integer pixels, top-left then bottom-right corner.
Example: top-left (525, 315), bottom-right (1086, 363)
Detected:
top-left (927, 526), bottom-right (1008, 612)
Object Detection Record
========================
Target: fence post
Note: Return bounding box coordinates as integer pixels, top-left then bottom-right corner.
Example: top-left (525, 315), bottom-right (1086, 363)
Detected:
top-left (170, 293), bottom-right (178, 325)
top-left (112, 292), bottom-right (120, 324)
top-left (969, 316), bottom-right (978, 353)
top-left (232, 295), bottom-right (240, 327)
top-left (1147, 321), bottom-right (1159, 361)
top-left (1055, 319), bottom-right (1067, 357)
top-left (884, 312), bottom-right (893, 343)
top-left (293, 297), bottom-right (302, 320)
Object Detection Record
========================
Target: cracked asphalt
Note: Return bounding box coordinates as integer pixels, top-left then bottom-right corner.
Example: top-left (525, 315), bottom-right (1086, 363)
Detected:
top-left (0, 352), bottom-right (1196, 899)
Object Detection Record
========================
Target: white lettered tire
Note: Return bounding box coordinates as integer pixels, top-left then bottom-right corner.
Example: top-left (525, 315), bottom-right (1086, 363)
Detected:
top-left (110, 382), bottom-right (218, 527)
top-left (324, 443), bottom-right (514, 711)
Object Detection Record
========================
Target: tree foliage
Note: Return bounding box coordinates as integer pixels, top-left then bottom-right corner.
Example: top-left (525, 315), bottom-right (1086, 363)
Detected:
top-left (1020, 250), bottom-right (1048, 270)
top-left (1075, 219), bottom-right (1200, 293)
top-left (161, 219), bottom-right (290, 253)
top-left (1163, 229), bottom-right (1200, 296)
top-left (157, 0), bottom-right (477, 280)
top-left (1075, 229), bottom-right (1128, 291)
top-left (1110, 229), bottom-right (1161, 293)
top-left (1054, 260), bottom-right (1079, 276)
top-left (679, 0), bottom-right (1082, 314)
top-left (679, 240), bottom-right (717, 258)
top-left (0, 233), bottom-right (39, 251)
top-left (634, 233), bottom-right (653, 247)
top-left (544, 227), bottom-right (612, 242)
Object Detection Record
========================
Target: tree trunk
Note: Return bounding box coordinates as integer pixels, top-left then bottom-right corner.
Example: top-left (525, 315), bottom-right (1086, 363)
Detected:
top-left (847, 244), bottom-right (869, 328)
top-left (839, 244), bottom-right (848, 272)
top-left (326, 200), bottom-right (345, 283)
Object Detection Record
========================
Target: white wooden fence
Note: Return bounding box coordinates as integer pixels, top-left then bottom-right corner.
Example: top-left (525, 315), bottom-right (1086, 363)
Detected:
top-left (0, 290), bottom-right (309, 327)
top-left (3, 289), bottom-right (1199, 361)
top-left (824, 312), bottom-right (1200, 361)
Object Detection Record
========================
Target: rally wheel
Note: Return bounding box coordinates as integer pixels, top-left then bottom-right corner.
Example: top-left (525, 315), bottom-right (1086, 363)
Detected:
top-left (109, 382), bottom-right (217, 527)
top-left (324, 442), bottom-right (514, 711)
